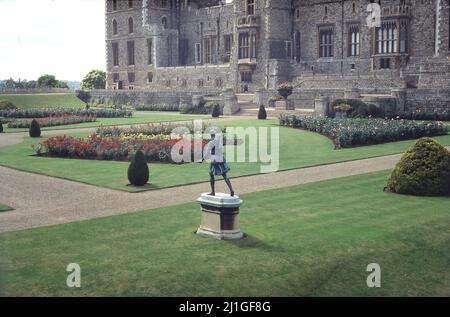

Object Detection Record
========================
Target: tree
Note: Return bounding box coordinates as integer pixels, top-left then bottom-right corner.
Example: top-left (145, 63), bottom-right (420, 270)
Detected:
top-left (55, 81), bottom-right (69, 89)
top-left (75, 90), bottom-right (91, 104)
top-left (37, 74), bottom-right (58, 88)
top-left (81, 70), bottom-right (106, 90)
top-left (25, 80), bottom-right (38, 89)
top-left (0, 78), bottom-right (17, 89)
top-left (128, 150), bottom-right (149, 186)
top-left (0, 121), bottom-right (3, 133)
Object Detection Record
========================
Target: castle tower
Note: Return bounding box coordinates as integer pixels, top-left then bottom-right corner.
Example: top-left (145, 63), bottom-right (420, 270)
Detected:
top-left (263, 0), bottom-right (295, 87)
top-left (143, 0), bottom-right (180, 68)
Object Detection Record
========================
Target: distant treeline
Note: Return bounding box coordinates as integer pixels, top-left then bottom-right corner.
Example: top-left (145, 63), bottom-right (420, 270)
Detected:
top-left (0, 75), bottom-right (72, 89)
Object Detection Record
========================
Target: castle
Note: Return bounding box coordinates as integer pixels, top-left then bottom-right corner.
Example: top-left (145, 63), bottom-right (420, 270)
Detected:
top-left (103, 0), bottom-right (450, 113)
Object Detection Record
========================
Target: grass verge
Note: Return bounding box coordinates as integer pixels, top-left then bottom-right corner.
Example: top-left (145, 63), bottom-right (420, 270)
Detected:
top-left (0, 171), bottom-right (449, 296)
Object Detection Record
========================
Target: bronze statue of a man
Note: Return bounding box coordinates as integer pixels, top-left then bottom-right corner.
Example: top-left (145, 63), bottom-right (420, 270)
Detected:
top-left (203, 133), bottom-right (234, 197)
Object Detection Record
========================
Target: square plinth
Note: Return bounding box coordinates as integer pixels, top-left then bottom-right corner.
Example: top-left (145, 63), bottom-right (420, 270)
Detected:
top-left (196, 193), bottom-right (244, 240)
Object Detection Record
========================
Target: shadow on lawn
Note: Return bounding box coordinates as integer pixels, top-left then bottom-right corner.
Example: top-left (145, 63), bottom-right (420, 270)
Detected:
top-left (226, 234), bottom-right (273, 250)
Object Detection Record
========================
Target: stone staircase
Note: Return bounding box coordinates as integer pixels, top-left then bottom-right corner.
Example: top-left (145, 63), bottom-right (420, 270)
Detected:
top-left (235, 93), bottom-right (314, 118)
top-left (235, 93), bottom-right (257, 116)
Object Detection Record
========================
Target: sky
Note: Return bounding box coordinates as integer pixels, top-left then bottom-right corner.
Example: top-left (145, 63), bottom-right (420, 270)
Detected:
top-left (0, 0), bottom-right (105, 82)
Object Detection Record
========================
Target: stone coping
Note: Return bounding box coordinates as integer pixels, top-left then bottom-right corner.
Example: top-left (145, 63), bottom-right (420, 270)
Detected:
top-left (197, 193), bottom-right (243, 208)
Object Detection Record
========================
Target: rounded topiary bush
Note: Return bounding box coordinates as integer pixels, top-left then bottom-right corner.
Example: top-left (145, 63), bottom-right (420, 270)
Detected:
top-left (211, 103), bottom-right (221, 118)
top-left (29, 119), bottom-right (41, 138)
top-left (128, 150), bottom-right (149, 186)
top-left (386, 137), bottom-right (450, 196)
top-left (258, 105), bottom-right (267, 120)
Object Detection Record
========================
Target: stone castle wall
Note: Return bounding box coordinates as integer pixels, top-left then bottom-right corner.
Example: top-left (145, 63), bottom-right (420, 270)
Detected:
top-left (103, 0), bottom-right (450, 112)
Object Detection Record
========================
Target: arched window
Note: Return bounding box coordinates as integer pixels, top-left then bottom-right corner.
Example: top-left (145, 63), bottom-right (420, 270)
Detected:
top-left (247, 0), bottom-right (255, 15)
top-left (112, 19), bottom-right (118, 35)
top-left (128, 0), bottom-right (133, 8)
top-left (128, 17), bottom-right (134, 34)
top-left (112, 0), bottom-right (117, 11)
top-left (162, 17), bottom-right (168, 29)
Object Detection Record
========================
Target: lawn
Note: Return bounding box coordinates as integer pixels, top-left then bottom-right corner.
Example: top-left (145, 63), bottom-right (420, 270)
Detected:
top-left (0, 93), bottom-right (85, 108)
top-left (0, 171), bottom-right (449, 296)
top-left (3, 111), bottom-right (209, 133)
top-left (0, 204), bottom-right (13, 212)
top-left (1, 119), bottom-right (450, 191)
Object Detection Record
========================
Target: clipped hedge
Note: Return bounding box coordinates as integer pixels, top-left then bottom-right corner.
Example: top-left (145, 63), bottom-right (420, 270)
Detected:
top-left (134, 104), bottom-right (179, 112)
top-left (392, 111), bottom-right (450, 121)
top-left (279, 114), bottom-right (449, 148)
top-left (330, 99), bottom-right (382, 118)
top-left (0, 108), bottom-right (132, 119)
top-left (0, 101), bottom-right (17, 110)
top-left (386, 138), bottom-right (450, 196)
top-left (8, 115), bottom-right (97, 128)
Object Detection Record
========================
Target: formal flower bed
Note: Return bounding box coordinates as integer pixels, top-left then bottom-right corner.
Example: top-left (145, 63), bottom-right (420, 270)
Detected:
top-left (0, 108), bottom-right (132, 119)
top-left (8, 115), bottom-right (97, 128)
top-left (34, 133), bottom-right (207, 163)
top-left (134, 104), bottom-right (179, 112)
top-left (391, 111), bottom-right (450, 121)
top-left (279, 114), bottom-right (448, 148)
top-left (97, 122), bottom-right (200, 137)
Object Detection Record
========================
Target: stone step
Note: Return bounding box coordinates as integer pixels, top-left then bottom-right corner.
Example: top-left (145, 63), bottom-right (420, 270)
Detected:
top-left (238, 102), bottom-right (259, 110)
top-left (236, 93), bottom-right (255, 103)
top-left (238, 107), bottom-right (314, 118)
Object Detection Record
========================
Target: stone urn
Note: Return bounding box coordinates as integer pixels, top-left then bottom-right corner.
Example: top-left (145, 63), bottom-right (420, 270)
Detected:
top-left (277, 88), bottom-right (293, 100)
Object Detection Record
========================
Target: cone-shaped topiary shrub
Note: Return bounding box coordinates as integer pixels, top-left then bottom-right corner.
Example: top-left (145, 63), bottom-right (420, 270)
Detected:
top-left (211, 103), bottom-right (221, 118)
top-left (0, 121), bottom-right (3, 133)
top-left (29, 119), bottom-right (41, 138)
top-left (128, 150), bottom-right (149, 186)
top-left (258, 105), bottom-right (267, 120)
top-left (386, 137), bottom-right (450, 196)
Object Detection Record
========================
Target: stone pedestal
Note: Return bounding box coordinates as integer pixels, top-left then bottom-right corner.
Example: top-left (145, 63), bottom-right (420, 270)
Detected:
top-left (314, 96), bottom-right (330, 117)
top-left (222, 89), bottom-right (240, 115)
top-left (391, 88), bottom-right (407, 113)
top-left (275, 100), bottom-right (295, 110)
top-left (196, 193), bottom-right (244, 240)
